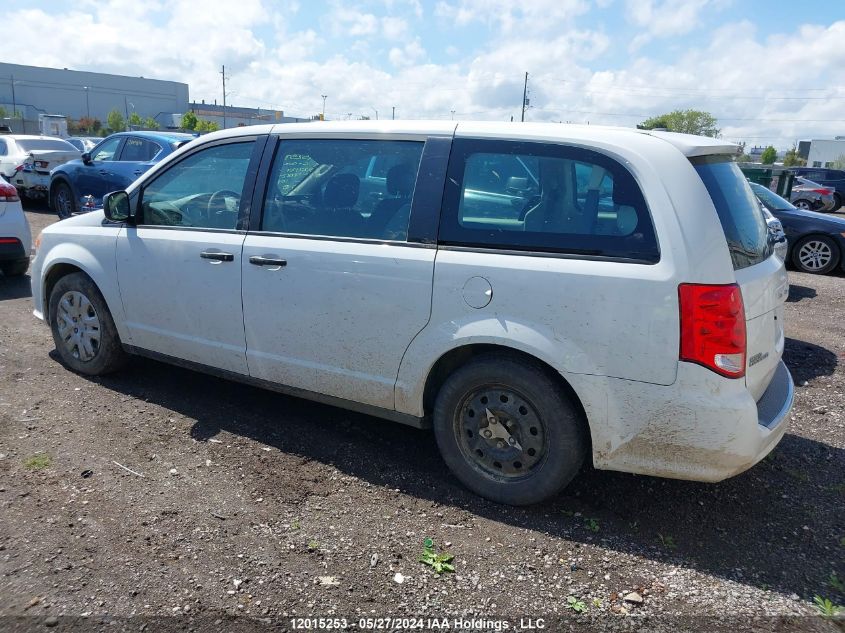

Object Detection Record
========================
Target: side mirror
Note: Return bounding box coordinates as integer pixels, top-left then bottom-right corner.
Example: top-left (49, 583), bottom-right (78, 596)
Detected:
top-left (81, 152), bottom-right (92, 165)
top-left (103, 191), bottom-right (132, 222)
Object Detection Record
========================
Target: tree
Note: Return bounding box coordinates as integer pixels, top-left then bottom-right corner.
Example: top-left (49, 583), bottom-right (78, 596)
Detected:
top-left (760, 146), bottom-right (777, 165)
top-left (0, 106), bottom-right (7, 119)
top-left (181, 111), bottom-right (198, 131)
top-left (143, 116), bottom-right (160, 130)
top-left (782, 144), bottom-right (806, 167)
top-left (128, 111), bottom-right (142, 128)
top-left (194, 119), bottom-right (220, 133)
top-left (638, 109), bottom-right (720, 137)
top-left (829, 154), bottom-right (845, 170)
top-left (106, 109), bottom-right (125, 133)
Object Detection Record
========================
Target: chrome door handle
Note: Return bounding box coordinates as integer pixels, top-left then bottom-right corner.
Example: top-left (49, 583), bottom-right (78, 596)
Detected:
top-left (249, 256), bottom-right (287, 267)
top-left (200, 251), bottom-right (234, 262)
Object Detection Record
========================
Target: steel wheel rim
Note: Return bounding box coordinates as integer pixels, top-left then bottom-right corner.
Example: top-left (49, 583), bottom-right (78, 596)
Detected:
top-left (454, 385), bottom-right (547, 481)
top-left (795, 200), bottom-right (812, 210)
top-left (56, 290), bottom-right (101, 362)
top-left (798, 240), bottom-right (832, 271)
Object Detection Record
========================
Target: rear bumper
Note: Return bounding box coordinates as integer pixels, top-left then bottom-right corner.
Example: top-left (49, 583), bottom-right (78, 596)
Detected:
top-left (575, 360), bottom-right (794, 482)
top-left (0, 238), bottom-right (27, 263)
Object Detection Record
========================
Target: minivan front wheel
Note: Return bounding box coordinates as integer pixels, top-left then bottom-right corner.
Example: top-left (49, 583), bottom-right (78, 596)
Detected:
top-left (433, 355), bottom-right (587, 505)
top-left (48, 273), bottom-right (127, 375)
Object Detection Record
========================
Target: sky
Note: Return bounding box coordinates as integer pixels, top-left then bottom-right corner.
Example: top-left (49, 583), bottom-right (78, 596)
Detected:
top-left (4, 0), bottom-right (845, 148)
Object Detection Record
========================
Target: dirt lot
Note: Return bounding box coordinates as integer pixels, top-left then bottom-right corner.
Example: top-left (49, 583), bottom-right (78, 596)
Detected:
top-left (1, 205), bottom-right (843, 632)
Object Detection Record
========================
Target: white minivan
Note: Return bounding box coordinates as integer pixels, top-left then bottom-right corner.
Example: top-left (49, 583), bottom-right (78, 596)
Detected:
top-left (30, 121), bottom-right (793, 505)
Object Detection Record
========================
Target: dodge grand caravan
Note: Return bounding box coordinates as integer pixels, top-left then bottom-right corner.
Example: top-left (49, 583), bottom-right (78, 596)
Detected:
top-left (30, 122), bottom-right (794, 505)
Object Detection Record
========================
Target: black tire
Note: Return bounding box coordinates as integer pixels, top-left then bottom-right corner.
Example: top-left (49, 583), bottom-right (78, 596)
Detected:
top-left (48, 272), bottom-right (127, 375)
top-left (833, 192), bottom-right (843, 212)
top-left (433, 354), bottom-right (587, 505)
top-left (792, 199), bottom-right (814, 211)
top-left (791, 235), bottom-right (840, 275)
top-left (52, 181), bottom-right (76, 219)
top-left (1, 259), bottom-right (29, 277)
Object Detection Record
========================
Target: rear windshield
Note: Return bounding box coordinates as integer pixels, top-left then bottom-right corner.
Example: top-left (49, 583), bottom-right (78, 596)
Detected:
top-left (749, 182), bottom-right (793, 211)
top-left (17, 139), bottom-right (77, 152)
top-left (693, 156), bottom-right (771, 270)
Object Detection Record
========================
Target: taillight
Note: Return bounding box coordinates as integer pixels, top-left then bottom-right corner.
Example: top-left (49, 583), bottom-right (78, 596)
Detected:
top-left (34, 160), bottom-right (49, 169)
top-left (813, 188), bottom-right (833, 195)
top-left (679, 283), bottom-right (746, 378)
top-left (0, 182), bottom-right (20, 202)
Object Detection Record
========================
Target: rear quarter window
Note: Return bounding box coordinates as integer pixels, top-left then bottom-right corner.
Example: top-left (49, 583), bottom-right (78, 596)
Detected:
top-left (692, 156), bottom-right (771, 270)
top-left (439, 138), bottom-right (660, 262)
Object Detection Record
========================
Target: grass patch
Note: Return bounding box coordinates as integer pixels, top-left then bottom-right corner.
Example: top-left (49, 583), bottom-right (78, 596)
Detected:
top-left (23, 454), bottom-right (51, 470)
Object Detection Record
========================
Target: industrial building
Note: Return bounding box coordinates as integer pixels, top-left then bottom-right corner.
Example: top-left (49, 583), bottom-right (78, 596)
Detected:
top-left (0, 62), bottom-right (189, 133)
top-left (803, 138), bottom-right (845, 168)
top-left (187, 102), bottom-right (315, 128)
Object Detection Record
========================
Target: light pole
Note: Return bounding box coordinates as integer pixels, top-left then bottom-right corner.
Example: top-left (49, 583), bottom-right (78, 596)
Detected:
top-left (451, 110), bottom-right (455, 120)
top-left (392, 106), bottom-right (395, 120)
top-left (321, 95), bottom-right (327, 120)
top-left (83, 86), bottom-right (90, 128)
top-left (10, 76), bottom-right (24, 133)
top-left (371, 107), bottom-right (378, 120)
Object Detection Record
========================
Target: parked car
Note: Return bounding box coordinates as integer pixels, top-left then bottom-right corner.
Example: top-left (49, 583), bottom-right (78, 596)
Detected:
top-left (66, 137), bottom-right (101, 153)
top-left (0, 178), bottom-right (32, 277)
top-left (49, 131), bottom-right (195, 219)
top-left (789, 176), bottom-right (835, 212)
top-left (790, 167), bottom-right (845, 211)
top-left (0, 135), bottom-right (81, 201)
top-left (750, 181), bottom-right (845, 274)
top-left (30, 122), bottom-right (793, 505)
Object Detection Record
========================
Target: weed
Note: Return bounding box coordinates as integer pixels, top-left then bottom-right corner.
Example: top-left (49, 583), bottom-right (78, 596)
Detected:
top-left (829, 572), bottom-right (845, 593)
top-left (658, 533), bottom-right (677, 550)
top-left (307, 540), bottom-right (319, 550)
top-left (565, 596), bottom-right (587, 613)
top-left (813, 595), bottom-right (842, 618)
top-left (290, 520), bottom-right (301, 531)
top-left (419, 538), bottom-right (455, 575)
top-left (562, 510), bottom-right (575, 517)
top-left (628, 521), bottom-right (639, 532)
top-left (592, 597), bottom-right (602, 608)
top-left (584, 518), bottom-right (600, 533)
top-left (24, 454), bottom-right (51, 470)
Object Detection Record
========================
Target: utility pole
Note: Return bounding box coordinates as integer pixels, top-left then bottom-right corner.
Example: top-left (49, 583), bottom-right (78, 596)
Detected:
top-left (221, 65), bottom-right (227, 129)
top-left (450, 110), bottom-right (455, 120)
top-left (124, 96), bottom-right (130, 131)
top-left (321, 95), bottom-right (327, 120)
top-left (371, 107), bottom-right (378, 120)
top-left (10, 76), bottom-right (17, 131)
top-left (392, 106), bottom-right (395, 120)
top-left (521, 71), bottom-right (529, 122)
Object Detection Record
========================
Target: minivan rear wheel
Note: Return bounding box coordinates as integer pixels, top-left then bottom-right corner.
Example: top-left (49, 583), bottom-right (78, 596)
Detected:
top-left (433, 354), bottom-right (586, 505)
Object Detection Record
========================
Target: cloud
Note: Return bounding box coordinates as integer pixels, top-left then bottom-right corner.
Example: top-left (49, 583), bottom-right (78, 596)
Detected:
top-left (1, 2), bottom-right (844, 147)
top-left (624, 0), bottom-right (730, 51)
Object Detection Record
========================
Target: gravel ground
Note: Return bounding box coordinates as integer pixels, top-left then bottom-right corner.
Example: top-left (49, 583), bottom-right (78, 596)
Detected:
top-left (1, 205), bottom-right (843, 632)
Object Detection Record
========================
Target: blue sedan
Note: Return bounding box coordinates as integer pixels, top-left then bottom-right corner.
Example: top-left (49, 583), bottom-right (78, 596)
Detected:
top-left (750, 181), bottom-right (845, 274)
top-left (49, 131), bottom-right (195, 219)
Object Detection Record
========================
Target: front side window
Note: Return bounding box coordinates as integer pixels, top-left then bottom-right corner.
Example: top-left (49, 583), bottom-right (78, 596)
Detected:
top-left (261, 139), bottom-right (424, 241)
top-left (139, 141), bottom-right (255, 230)
top-left (439, 139), bottom-right (659, 262)
top-left (120, 137), bottom-right (162, 162)
top-left (90, 137), bottom-right (122, 162)
top-left (0, 139), bottom-right (7, 156)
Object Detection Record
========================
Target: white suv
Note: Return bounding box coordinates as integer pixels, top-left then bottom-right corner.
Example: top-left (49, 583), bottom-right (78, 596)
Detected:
top-left (30, 122), bottom-right (793, 505)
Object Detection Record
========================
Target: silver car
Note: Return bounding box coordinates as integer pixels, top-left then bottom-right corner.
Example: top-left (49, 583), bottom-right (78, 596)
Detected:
top-left (790, 176), bottom-right (835, 211)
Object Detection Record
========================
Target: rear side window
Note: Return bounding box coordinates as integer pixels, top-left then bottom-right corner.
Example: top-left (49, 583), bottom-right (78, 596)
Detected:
top-left (439, 138), bottom-right (659, 262)
top-left (693, 156), bottom-right (771, 270)
top-left (120, 137), bottom-right (162, 162)
top-left (16, 139), bottom-right (77, 152)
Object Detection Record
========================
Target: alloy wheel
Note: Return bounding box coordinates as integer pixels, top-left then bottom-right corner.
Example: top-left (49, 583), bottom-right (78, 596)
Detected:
top-left (797, 239), bottom-right (833, 272)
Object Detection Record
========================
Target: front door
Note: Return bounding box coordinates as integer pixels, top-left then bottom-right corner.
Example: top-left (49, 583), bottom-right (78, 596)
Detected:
top-left (116, 139), bottom-right (259, 374)
top-left (241, 136), bottom-right (434, 409)
top-left (75, 136), bottom-right (126, 204)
